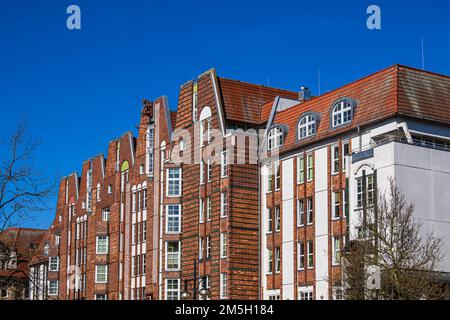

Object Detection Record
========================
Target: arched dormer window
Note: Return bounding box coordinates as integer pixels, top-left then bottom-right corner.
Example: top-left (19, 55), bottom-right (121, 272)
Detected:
top-left (297, 114), bottom-right (317, 140)
top-left (331, 98), bottom-right (357, 128)
top-left (268, 126), bottom-right (284, 151)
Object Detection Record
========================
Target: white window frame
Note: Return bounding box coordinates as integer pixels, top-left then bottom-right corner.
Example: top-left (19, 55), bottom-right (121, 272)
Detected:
top-left (49, 257), bottom-right (59, 272)
top-left (165, 279), bottom-right (180, 301)
top-left (298, 242), bottom-right (305, 270)
top-left (307, 198), bottom-right (314, 225)
top-left (267, 248), bottom-right (273, 274)
top-left (268, 127), bottom-right (283, 151)
top-left (166, 168), bottom-right (182, 197)
top-left (332, 100), bottom-right (353, 128)
top-left (199, 198), bottom-right (204, 223)
top-left (166, 204), bottom-right (181, 234)
top-left (165, 241), bottom-right (181, 271)
top-left (331, 144), bottom-right (340, 175)
top-left (199, 237), bottom-right (204, 260)
top-left (307, 241), bottom-right (314, 269)
top-left (275, 206), bottom-right (281, 232)
top-left (96, 236), bottom-right (109, 254)
top-left (206, 197), bottom-right (212, 221)
top-left (306, 154), bottom-right (314, 182)
top-left (297, 156), bottom-right (305, 184)
top-left (298, 115), bottom-right (316, 139)
top-left (298, 286), bottom-right (314, 300)
top-left (48, 280), bottom-right (59, 296)
top-left (200, 160), bottom-right (205, 185)
top-left (220, 273), bottom-right (228, 299)
top-left (275, 247), bottom-right (281, 273)
top-left (274, 161), bottom-right (281, 191)
top-left (95, 294), bottom-right (107, 300)
top-left (221, 150), bottom-right (228, 178)
top-left (332, 191), bottom-right (341, 220)
top-left (95, 265), bottom-right (108, 284)
top-left (220, 191), bottom-right (228, 218)
top-left (102, 208), bottom-right (110, 222)
top-left (267, 208), bottom-right (273, 233)
top-left (207, 158), bottom-right (212, 182)
top-left (332, 236), bottom-right (341, 266)
top-left (220, 232), bottom-right (227, 258)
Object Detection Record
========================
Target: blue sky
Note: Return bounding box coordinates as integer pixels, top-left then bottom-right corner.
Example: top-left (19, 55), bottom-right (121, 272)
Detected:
top-left (1, 0), bottom-right (450, 229)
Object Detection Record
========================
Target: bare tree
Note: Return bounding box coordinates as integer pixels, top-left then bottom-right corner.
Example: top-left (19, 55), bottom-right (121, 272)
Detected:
top-left (0, 121), bottom-right (53, 232)
top-left (343, 179), bottom-right (447, 300)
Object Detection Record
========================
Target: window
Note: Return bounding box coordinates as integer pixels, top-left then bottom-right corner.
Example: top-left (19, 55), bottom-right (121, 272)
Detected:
top-left (307, 241), bottom-right (314, 269)
top-left (267, 208), bottom-right (273, 233)
top-left (142, 254), bottom-right (146, 275)
top-left (297, 199), bottom-right (305, 226)
top-left (356, 174), bottom-right (375, 208)
top-left (167, 168), bottom-right (181, 196)
top-left (96, 294), bottom-right (107, 300)
top-left (102, 208), bottom-right (110, 222)
top-left (166, 205), bottom-right (181, 233)
top-left (206, 197), bottom-right (212, 221)
top-left (307, 198), bottom-right (314, 225)
top-left (332, 237), bottom-right (341, 266)
top-left (268, 127), bottom-right (284, 150)
top-left (343, 143), bottom-right (349, 173)
top-left (199, 237), bottom-right (204, 260)
top-left (332, 100), bottom-right (353, 127)
top-left (220, 233), bottom-right (227, 258)
top-left (268, 248), bottom-right (273, 274)
top-left (332, 145), bottom-right (340, 174)
top-left (200, 160), bottom-right (205, 185)
top-left (274, 161), bottom-right (281, 190)
top-left (132, 191), bottom-right (137, 212)
top-left (298, 115), bottom-right (316, 139)
top-left (48, 281), bottom-right (59, 296)
top-left (207, 159), bottom-right (212, 182)
top-left (275, 247), bottom-right (281, 273)
top-left (268, 293), bottom-right (281, 300)
top-left (275, 206), bottom-right (281, 232)
top-left (333, 287), bottom-right (344, 300)
top-left (220, 192), bottom-right (228, 218)
top-left (166, 241), bottom-right (181, 271)
top-left (206, 236), bottom-right (211, 259)
top-left (49, 257), bottom-right (59, 272)
top-left (220, 273), bottom-right (227, 299)
top-left (298, 242), bottom-right (305, 270)
top-left (332, 191), bottom-right (341, 219)
top-left (143, 188), bottom-right (147, 209)
top-left (221, 151), bottom-right (228, 177)
top-left (95, 265), bottom-right (108, 283)
top-left (298, 287), bottom-right (314, 300)
top-left (96, 236), bottom-right (109, 254)
top-left (43, 242), bottom-right (50, 256)
top-left (207, 119), bottom-right (212, 144)
top-left (165, 279), bottom-right (180, 300)
top-left (55, 234), bottom-right (61, 246)
top-left (96, 184), bottom-right (101, 202)
top-left (307, 154), bottom-right (314, 181)
top-left (59, 214), bottom-right (62, 223)
top-left (297, 156), bottom-right (305, 184)
top-left (107, 185), bottom-right (112, 194)
top-left (267, 164), bottom-right (273, 192)
top-left (199, 198), bottom-right (204, 223)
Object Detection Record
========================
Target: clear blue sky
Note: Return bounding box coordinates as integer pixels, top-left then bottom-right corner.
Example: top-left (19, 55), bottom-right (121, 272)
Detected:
top-left (1, 0), bottom-right (450, 229)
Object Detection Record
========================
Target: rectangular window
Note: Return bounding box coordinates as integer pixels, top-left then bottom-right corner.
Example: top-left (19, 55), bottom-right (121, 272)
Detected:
top-left (274, 161), bottom-right (281, 190)
top-left (307, 241), bottom-right (314, 269)
top-left (143, 189), bottom-right (147, 209)
top-left (267, 208), bottom-right (273, 233)
top-left (206, 197), bottom-right (212, 221)
top-left (268, 248), bottom-right (273, 274)
top-left (220, 192), bottom-right (228, 218)
top-left (102, 208), bottom-right (110, 222)
top-left (275, 247), bottom-right (281, 273)
top-left (207, 119), bottom-right (212, 144)
top-left (166, 204), bottom-right (181, 233)
top-left (297, 156), bottom-right (305, 184)
top-left (267, 164), bottom-right (273, 192)
top-left (166, 241), bottom-right (181, 271)
top-left (143, 222), bottom-right (147, 242)
top-left (95, 265), bottom-right (108, 283)
top-left (298, 242), bottom-right (305, 270)
top-left (165, 279), bottom-right (180, 301)
top-left (307, 198), bottom-right (314, 225)
top-left (199, 198), bottom-right (204, 223)
top-left (95, 294), bottom-right (107, 300)
top-left (132, 191), bottom-right (137, 213)
top-left (220, 273), bottom-right (227, 299)
top-left (206, 236), bottom-right (211, 259)
top-left (332, 236), bottom-right (341, 266)
top-left (297, 199), bottom-right (305, 226)
top-left (167, 168), bottom-right (182, 196)
top-left (307, 154), bottom-right (314, 182)
top-left (48, 281), bottom-right (59, 296)
top-left (332, 191), bottom-right (341, 219)
top-left (199, 237), bottom-right (204, 260)
top-left (142, 254), bottom-right (146, 275)
top-left (200, 160), bottom-right (204, 185)
top-left (107, 185), bottom-right (112, 194)
top-left (343, 143), bottom-right (349, 173)
top-left (207, 159), bottom-right (212, 182)
top-left (49, 257), bottom-right (59, 272)
top-left (96, 236), bottom-right (109, 254)
top-left (220, 232), bottom-right (227, 258)
top-left (275, 206), bottom-right (281, 232)
top-left (332, 145), bottom-right (340, 175)
top-left (298, 287), bottom-right (314, 300)
top-left (357, 174), bottom-right (375, 208)
top-left (221, 151), bottom-right (228, 177)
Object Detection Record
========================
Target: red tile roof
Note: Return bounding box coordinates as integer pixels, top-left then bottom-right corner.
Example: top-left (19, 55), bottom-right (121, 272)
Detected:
top-left (270, 65), bottom-right (450, 154)
top-left (217, 77), bottom-right (298, 125)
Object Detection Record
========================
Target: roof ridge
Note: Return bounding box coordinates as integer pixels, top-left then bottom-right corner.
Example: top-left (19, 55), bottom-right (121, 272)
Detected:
top-left (396, 64), bottom-right (450, 80)
top-left (217, 76), bottom-right (296, 94)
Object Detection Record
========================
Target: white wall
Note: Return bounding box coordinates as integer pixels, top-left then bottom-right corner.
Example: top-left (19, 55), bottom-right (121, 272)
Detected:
top-left (282, 158), bottom-right (295, 299)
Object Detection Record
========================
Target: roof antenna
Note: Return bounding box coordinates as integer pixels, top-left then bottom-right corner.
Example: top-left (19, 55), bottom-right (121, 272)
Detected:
top-left (421, 37), bottom-right (425, 70)
top-left (267, 78), bottom-right (270, 87)
top-left (318, 70), bottom-right (321, 96)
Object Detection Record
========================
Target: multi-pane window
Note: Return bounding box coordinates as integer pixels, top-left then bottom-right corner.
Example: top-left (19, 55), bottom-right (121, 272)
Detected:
top-left (307, 154), bottom-right (314, 181)
top-left (267, 164), bottom-right (273, 192)
top-left (220, 192), bottom-right (228, 218)
top-left (332, 145), bottom-right (340, 174)
top-left (96, 184), bottom-right (101, 202)
top-left (207, 159), bottom-right (212, 182)
top-left (275, 247), bottom-right (281, 273)
top-left (332, 236), bottom-right (341, 266)
top-left (55, 234), bottom-right (61, 246)
top-left (268, 248), bottom-right (273, 274)
top-left (166, 279), bottom-right (180, 300)
top-left (275, 206), bottom-right (281, 232)
top-left (142, 254), bottom-right (146, 275)
top-left (48, 281), bottom-right (59, 296)
top-left (299, 287), bottom-right (314, 300)
top-left (199, 237), bottom-right (204, 260)
top-left (267, 208), bottom-right (273, 233)
top-left (166, 205), bottom-right (181, 233)
top-left (96, 236), bottom-right (109, 254)
top-left (199, 198), bottom-right (204, 223)
top-left (206, 197), bottom-right (212, 221)
top-left (298, 115), bottom-right (316, 139)
top-left (95, 265), bottom-right (108, 283)
top-left (332, 100), bottom-right (353, 127)
top-left (143, 189), bottom-right (147, 209)
top-left (274, 162), bottom-right (281, 190)
top-left (307, 241), bottom-right (314, 269)
top-left (356, 174), bottom-right (375, 208)
top-left (132, 191), bottom-right (137, 212)
top-left (268, 127), bottom-right (284, 150)
top-left (167, 168), bottom-right (181, 196)
top-left (220, 273), bottom-right (228, 299)
top-left (96, 294), bottom-right (107, 300)
top-left (298, 242), bottom-right (305, 270)
top-left (221, 151), bottom-right (228, 177)
top-left (166, 241), bottom-right (181, 271)
top-left (307, 198), bottom-right (314, 225)
top-left (297, 199), bottom-right (305, 226)
top-left (49, 257), bottom-right (59, 272)
top-left (102, 208), bottom-right (110, 222)
top-left (200, 160), bottom-right (205, 184)
top-left (332, 191), bottom-right (341, 219)
top-left (206, 236), bottom-right (211, 259)
top-left (220, 232), bottom-right (227, 258)
top-left (207, 119), bottom-right (212, 144)
top-left (297, 156), bottom-right (305, 184)
top-left (343, 143), bottom-right (349, 172)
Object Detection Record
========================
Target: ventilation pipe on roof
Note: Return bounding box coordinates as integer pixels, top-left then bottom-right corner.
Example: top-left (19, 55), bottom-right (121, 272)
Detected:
top-left (299, 86), bottom-right (312, 102)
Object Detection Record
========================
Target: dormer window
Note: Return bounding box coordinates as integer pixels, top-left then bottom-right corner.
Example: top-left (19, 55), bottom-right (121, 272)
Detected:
top-left (332, 99), bottom-right (355, 128)
top-left (268, 127), bottom-right (284, 151)
top-left (298, 114), bottom-right (317, 140)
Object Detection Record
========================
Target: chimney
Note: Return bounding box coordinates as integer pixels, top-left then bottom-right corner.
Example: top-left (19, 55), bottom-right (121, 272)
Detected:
top-left (299, 86), bottom-right (312, 102)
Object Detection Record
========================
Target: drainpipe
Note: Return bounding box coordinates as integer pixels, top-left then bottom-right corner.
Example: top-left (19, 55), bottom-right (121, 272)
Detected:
top-left (397, 122), bottom-right (413, 144)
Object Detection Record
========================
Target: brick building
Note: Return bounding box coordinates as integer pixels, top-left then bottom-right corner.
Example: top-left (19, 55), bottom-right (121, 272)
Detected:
top-left (29, 65), bottom-right (450, 300)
